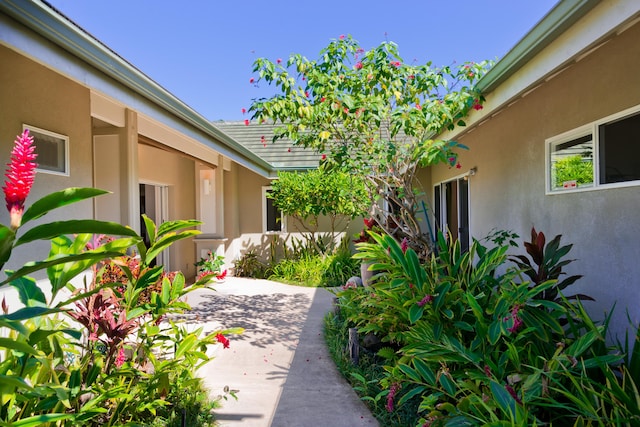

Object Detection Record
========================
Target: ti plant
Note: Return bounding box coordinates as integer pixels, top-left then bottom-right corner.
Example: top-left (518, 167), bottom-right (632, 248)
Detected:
top-left (509, 227), bottom-right (593, 302)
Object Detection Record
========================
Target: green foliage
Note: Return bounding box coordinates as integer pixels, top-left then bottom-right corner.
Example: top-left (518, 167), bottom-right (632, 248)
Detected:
top-left (270, 169), bottom-right (368, 223)
top-left (233, 250), bottom-right (269, 278)
top-left (0, 188), bottom-right (241, 426)
top-left (266, 235), bottom-right (360, 287)
top-left (269, 168), bottom-right (368, 255)
top-left (250, 35), bottom-right (491, 258)
top-left (196, 251), bottom-right (224, 275)
top-left (333, 229), bottom-right (639, 426)
top-left (324, 311), bottom-right (420, 427)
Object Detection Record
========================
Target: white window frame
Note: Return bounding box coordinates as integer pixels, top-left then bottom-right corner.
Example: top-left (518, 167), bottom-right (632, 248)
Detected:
top-left (546, 104), bottom-right (640, 194)
top-left (262, 186), bottom-right (286, 233)
top-left (23, 124), bottom-right (69, 176)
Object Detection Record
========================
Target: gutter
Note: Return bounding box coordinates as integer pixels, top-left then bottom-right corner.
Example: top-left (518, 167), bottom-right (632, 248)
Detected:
top-left (0, 0), bottom-right (275, 177)
top-left (477, 0), bottom-right (600, 93)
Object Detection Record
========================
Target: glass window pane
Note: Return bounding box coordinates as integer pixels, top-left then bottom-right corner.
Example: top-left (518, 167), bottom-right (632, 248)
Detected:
top-left (265, 192), bottom-right (281, 232)
top-left (550, 134), bottom-right (594, 191)
top-left (599, 112), bottom-right (640, 184)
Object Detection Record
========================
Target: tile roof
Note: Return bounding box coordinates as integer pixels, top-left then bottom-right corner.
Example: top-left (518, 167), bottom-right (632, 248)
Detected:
top-left (214, 121), bottom-right (321, 170)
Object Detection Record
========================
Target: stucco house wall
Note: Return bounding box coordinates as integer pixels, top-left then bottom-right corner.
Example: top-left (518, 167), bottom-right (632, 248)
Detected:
top-left (0, 44), bottom-right (94, 273)
top-left (430, 13), bottom-right (640, 340)
top-left (138, 143), bottom-right (197, 278)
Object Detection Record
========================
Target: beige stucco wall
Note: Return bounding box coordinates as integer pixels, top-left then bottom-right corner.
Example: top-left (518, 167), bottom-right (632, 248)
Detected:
top-left (138, 144), bottom-right (196, 278)
top-left (0, 45), bottom-right (94, 274)
top-left (430, 21), bottom-right (640, 339)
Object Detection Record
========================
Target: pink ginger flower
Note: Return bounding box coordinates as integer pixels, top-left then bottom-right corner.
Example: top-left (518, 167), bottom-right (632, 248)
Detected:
top-left (417, 295), bottom-right (433, 307)
top-left (3, 130), bottom-right (37, 229)
top-left (401, 237), bottom-right (408, 253)
top-left (216, 333), bottom-right (230, 349)
top-left (115, 347), bottom-right (126, 367)
top-left (386, 382), bottom-right (400, 412)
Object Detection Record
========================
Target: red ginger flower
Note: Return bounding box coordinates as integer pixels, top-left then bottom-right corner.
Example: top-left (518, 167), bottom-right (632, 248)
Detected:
top-left (4, 130), bottom-right (37, 229)
top-left (216, 333), bottom-right (230, 349)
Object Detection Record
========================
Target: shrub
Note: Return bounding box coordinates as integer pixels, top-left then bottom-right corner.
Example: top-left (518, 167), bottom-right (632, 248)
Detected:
top-left (335, 229), bottom-right (640, 426)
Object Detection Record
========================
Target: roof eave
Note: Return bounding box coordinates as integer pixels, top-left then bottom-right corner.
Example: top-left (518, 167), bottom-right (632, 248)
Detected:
top-left (477, 0), bottom-right (600, 93)
top-left (0, 0), bottom-right (275, 177)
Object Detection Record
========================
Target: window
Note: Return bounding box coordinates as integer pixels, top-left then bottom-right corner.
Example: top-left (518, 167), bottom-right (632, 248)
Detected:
top-left (23, 124), bottom-right (69, 176)
top-left (262, 187), bottom-right (285, 232)
top-left (547, 106), bottom-right (640, 193)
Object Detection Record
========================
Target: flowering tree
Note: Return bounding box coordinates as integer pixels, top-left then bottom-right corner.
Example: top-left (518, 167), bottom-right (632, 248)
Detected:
top-left (249, 35), bottom-right (490, 257)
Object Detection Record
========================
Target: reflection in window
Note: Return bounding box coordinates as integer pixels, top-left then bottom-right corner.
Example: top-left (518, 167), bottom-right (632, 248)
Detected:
top-left (550, 135), bottom-right (594, 191)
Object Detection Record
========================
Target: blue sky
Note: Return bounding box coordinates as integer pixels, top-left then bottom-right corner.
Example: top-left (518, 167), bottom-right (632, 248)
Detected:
top-left (48, 0), bottom-right (558, 121)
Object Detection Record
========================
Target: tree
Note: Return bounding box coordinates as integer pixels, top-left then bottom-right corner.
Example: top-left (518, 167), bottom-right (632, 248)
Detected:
top-left (249, 35), bottom-right (490, 258)
top-left (269, 168), bottom-right (368, 254)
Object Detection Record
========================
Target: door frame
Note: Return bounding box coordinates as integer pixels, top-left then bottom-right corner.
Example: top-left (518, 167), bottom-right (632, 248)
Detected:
top-left (433, 173), bottom-right (471, 252)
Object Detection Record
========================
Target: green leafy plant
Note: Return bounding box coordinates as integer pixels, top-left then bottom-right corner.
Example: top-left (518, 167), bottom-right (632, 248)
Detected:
top-left (334, 229), bottom-right (635, 426)
top-left (195, 250), bottom-right (227, 281)
top-left (0, 130), bottom-right (242, 426)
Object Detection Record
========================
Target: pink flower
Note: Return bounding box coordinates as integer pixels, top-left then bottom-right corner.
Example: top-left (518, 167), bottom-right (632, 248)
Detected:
top-left (401, 237), bottom-right (408, 253)
top-left (244, 119), bottom-right (250, 126)
top-left (386, 383), bottom-right (400, 412)
top-left (276, 58), bottom-right (282, 64)
top-left (416, 104), bottom-right (422, 110)
top-left (354, 62), bottom-right (363, 70)
top-left (339, 35), bottom-right (345, 40)
top-left (484, 365), bottom-right (492, 377)
top-left (216, 333), bottom-right (230, 349)
top-left (472, 99), bottom-right (483, 111)
top-left (320, 97), bottom-right (326, 102)
top-left (115, 347), bottom-right (126, 367)
top-left (321, 154), bottom-right (326, 160)
top-left (417, 295), bottom-right (433, 307)
top-left (241, 108), bottom-right (247, 114)
top-left (390, 61), bottom-right (401, 67)
top-left (3, 129), bottom-right (37, 229)
top-left (408, 75), bottom-right (415, 79)
top-left (249, 77), bottom-right (255, 84)
top-left (505, 384), bottom-right (523, 405)
top-left (305, 91), bottom-right (309, 98)
top-left (506, 305), bottom-right (524, 333)
top-left (456, 163), bottom-right (462, 169)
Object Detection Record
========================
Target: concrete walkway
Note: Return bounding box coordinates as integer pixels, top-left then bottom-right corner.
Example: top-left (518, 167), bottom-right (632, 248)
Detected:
top-left (185, 277), bottom-right (379, 427)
